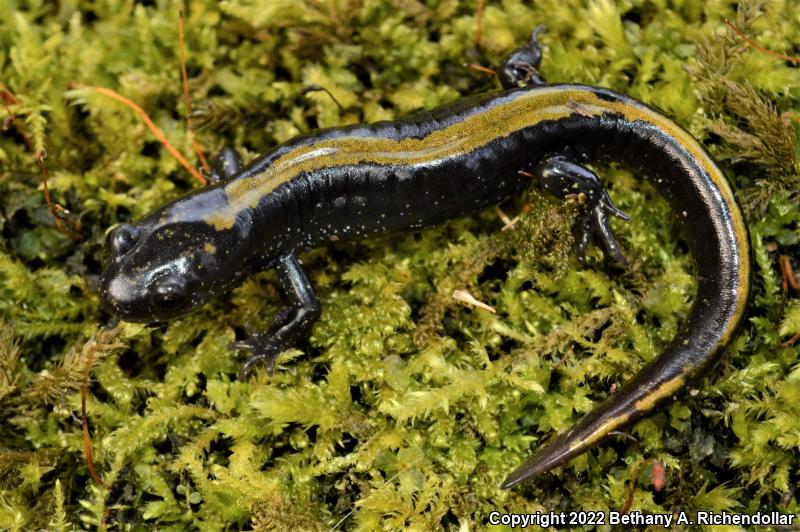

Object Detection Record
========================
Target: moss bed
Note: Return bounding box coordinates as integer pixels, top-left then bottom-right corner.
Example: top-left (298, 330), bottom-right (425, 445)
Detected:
top-left (1, 0), bottom-right (799, 529)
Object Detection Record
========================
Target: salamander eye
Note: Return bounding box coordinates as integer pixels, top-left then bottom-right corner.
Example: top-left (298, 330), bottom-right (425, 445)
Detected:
top-left (108, 223), bottom-right (139, 257)
top-left (152, 278), bottom-right (188, 311)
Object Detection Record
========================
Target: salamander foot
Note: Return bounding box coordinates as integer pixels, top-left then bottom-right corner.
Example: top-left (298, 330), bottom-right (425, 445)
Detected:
top-left (499, 25), bottom-right (548, 89)
top-left (233, 337), bottom-right (283, 378)
top-left (533, 154), bottom-right (630, 265)
top-left (233, 252), bottom-right (321, 378)
top-left (208, 146), bottom-right (244, 184)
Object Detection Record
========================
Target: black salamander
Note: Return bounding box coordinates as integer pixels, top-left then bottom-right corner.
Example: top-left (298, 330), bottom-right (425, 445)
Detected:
top-left (99, 28), bottom-right (751, 488)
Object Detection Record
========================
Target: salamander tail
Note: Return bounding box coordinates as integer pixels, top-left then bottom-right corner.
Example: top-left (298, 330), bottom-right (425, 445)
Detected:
top-left (501, 343), bottom-right (703, 488)
top-left (500, 86), bottom-right (752, 489)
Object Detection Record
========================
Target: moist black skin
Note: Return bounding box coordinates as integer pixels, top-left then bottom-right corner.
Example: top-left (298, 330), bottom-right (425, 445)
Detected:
top-left (99, 27), bottom-right (751, 488)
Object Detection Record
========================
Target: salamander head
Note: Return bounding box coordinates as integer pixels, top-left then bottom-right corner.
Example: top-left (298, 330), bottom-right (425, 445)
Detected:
top-left (99, 194), bottom-right (252, 323)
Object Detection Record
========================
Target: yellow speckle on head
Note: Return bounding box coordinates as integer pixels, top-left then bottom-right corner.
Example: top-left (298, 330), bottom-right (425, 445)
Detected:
top-left (203, 243), bottom-right (217, 255)
top-left (204, 212), bottom-right (235, 231)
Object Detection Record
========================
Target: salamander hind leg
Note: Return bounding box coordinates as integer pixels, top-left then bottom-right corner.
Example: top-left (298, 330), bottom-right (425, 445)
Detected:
top-left (232, 252), bottom-right (322, 378)
top-left (498, 25), bottom-right (548, 89)
top-left (534, 154), bottom-right (630, 266)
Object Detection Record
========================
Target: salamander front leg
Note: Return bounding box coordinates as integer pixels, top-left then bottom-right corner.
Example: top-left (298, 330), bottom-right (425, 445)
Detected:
top-left (208, 146), bottom-right (244, 185)
top-left (534, 154), bottom-right (630, 266)
top-left (232, 252), bottom-right (322, 378)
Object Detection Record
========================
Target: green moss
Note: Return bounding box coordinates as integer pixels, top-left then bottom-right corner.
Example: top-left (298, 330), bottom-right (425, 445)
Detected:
top-left (1, 0), bottom-right (799, 529)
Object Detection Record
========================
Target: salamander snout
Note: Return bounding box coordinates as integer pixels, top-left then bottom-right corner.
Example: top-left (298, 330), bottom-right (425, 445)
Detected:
top-left (99, 266), bottom-right (193, 323)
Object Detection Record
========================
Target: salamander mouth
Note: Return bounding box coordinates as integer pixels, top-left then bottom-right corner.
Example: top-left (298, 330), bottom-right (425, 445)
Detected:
top-left (101, 305), bottom-right (158, 324)
top-left (99, 292), bottom-right (188, 323)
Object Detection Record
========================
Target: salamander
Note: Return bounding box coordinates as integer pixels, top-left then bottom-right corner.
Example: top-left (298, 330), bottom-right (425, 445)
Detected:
top-left (98, 27), bottom-right (751, 488)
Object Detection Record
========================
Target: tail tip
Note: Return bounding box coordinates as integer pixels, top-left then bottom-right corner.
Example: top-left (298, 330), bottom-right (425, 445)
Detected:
top-left (500, 475), bottom-right (522, 490)
top-left (500, 457), bottom-right (552, 490)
